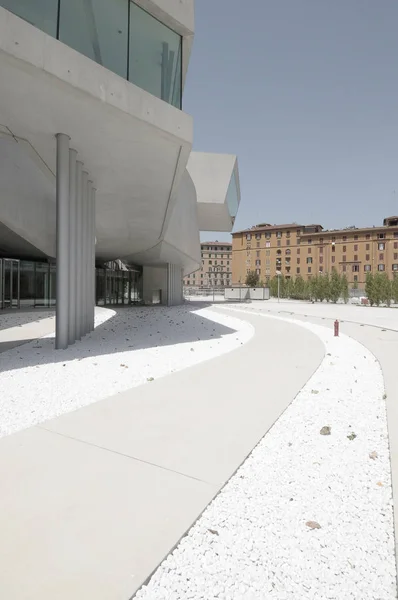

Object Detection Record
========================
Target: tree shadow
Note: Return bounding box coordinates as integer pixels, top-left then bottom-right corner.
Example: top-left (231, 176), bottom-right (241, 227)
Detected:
top-left (0, 304), bottom-right (239, 374)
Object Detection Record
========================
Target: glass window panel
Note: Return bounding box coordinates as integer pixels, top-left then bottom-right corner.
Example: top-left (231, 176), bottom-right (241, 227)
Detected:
top-left (129, 2), bottom-right (182, 108)
top-left (226, 170), bottom-right (239, 219)
top-left (59, 0), bottom-right (128, 78)
top-left (19, 261), bottom-right (35, 309)
top-left (1, 0), bottom-right (58, 36)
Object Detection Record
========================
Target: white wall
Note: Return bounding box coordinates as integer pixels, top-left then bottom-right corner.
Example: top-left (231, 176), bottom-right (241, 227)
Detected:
top-left (142, 266), bottom-right (168, 305)
top-left (167, 263), bottom-right (183, 305)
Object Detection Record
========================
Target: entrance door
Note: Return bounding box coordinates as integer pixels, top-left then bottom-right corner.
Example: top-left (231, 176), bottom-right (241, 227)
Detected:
top-left (1, 259), bottom-right (20, 309)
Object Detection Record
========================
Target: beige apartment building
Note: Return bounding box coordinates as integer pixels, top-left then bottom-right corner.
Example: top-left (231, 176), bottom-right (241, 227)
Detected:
top-left (184, 241), bottom-right (232, 287)
top-left (232, 216), bottom-right (398, 287)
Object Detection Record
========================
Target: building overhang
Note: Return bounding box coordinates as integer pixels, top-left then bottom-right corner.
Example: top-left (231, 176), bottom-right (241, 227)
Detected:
top-left (187, 152), bottom-right (241, 232)
top-left (0, 6), bottom-right (193, 265)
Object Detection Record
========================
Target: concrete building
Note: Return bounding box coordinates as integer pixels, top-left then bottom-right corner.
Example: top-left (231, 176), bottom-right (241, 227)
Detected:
top-left (232, 217), bottom-right (398, 287)
top-left (0, 1), bottom-right (240, 347)
top-left (183, 241), bottom-right (232, 287)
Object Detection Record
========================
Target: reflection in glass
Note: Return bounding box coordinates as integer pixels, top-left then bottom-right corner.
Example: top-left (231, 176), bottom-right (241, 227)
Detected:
top-left (59, 0), bottom-right (128, 78)
top-left (20, 261), bottom-right (35, 309)
top-left (226, 170), bottom-right (239, 219)
top-left (0, 0), bottom-right (58, 36)
top-left (129, 2), bottom-right (182, 108)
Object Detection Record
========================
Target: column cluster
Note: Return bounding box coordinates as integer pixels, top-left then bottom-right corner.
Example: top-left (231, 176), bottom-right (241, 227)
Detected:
top-left (56, 133), bottom-right (96, 350)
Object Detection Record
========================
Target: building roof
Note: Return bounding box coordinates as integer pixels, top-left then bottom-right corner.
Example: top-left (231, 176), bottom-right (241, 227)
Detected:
top-left (232, 223), bottom-right (323, 235)
top-left (201, 241), bottom-right (232, 246)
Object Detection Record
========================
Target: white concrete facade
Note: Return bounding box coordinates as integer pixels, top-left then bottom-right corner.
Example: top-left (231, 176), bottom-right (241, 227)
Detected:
top-left (0, 2), bottom-right (241, 339)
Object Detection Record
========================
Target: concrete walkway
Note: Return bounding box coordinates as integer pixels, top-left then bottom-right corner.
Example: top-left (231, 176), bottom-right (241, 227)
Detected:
top-left (0, 311), bottom-right (323, 600)
top-left (0, 311), bottom-right (55, 352)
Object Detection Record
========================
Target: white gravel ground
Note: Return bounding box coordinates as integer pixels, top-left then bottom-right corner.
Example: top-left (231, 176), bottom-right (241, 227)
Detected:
top-left (0, 305), bottom-right (253, 437)
top-left (135, 312), bottom-right (396, 600)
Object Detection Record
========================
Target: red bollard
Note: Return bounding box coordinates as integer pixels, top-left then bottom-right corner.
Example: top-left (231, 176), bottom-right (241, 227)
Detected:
top-left (334, 320), bottom-right (339, 337)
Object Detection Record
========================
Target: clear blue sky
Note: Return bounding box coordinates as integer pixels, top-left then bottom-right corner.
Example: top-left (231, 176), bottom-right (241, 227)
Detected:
top-left (184, 0), bottom-right (398, 242)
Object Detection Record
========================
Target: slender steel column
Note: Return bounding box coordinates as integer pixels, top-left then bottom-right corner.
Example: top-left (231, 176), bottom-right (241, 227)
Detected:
top-left (75, 161), bottom-right (84, 340)
top-left (68, 149), bottom-right (77, 345)
top-left (90, 188), bottom-right (97, 331)
top-left (81, 171), bottom-right (89, 336)
top-left (86, 181), bottom-right (93, 334)
top-left (55, 133), bottom-right (70, 350)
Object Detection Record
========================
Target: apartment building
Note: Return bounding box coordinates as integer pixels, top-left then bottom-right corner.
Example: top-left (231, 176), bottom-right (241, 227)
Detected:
top-left (184, 241), bottom-right (232, 287)
top-left (232, 216), bottom-right (398, 287)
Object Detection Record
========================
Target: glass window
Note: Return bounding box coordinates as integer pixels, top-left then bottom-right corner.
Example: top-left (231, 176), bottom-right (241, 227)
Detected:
top-left (378, 264), bottom-right (385, 271)
top-left (59, 0), bottom-right (129, 78)
top-left (1, 0), bottom-right (58, 36)
top-left (129, 2), bottom-right (181, 108)
top-left (226, 170), bottom-right (239, 219)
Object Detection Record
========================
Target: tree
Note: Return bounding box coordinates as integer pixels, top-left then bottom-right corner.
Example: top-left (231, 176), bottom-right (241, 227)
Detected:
top-left (379, 272), bottom-right (392, 307)
top-left (372, 273), bottom-right (384, 306)
top-left (293, 275), bottom-right (306, 300)
top-left (329, 270), bottom-right (342, 303)
top-left (309, 275), bottom-right (320, 301)
top-left (269, 275), bottom-right (279, 297)
top-left (245, 270), bottom-right (259, 287)
top-left (352, 280), bottom-right (359, 290)
top-left (341, 274), bottom-right (349, 304)
top-left (365, 272), bottom-right (375, 305)
top-left (392, 274), bottom-right (398, 304)
top-left (285, 277), bottom-right (294, 299)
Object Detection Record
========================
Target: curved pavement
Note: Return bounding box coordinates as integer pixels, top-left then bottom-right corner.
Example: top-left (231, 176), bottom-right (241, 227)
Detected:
top-left (0, 311), bottom-right (323, 600)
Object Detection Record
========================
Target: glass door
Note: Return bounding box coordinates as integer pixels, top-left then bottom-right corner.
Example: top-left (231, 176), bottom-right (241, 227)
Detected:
top-left (1, 259), bottom-right (20, 309)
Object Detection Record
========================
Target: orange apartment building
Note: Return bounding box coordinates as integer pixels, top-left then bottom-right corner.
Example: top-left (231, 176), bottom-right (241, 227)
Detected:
top-left (232, 216), bottom-right (398, 287)
top-left (183, 241), bottom-right (232, 287)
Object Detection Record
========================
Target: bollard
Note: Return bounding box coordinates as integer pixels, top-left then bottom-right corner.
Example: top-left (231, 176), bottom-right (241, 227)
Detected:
top-left (334, 319), bottom-right (339, 337)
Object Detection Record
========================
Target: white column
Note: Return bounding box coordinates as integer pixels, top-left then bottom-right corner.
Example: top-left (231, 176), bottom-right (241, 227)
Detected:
top-left (91, 188), bottom-right (97, 331)
top-left (81, 171), bottom-right (89, 336)
top-left (55, 133), bottom-right (70, 350)
top-left (75, 161), bottom-right (83, 340)
top-left (68, 148), bottom-right (77, 345)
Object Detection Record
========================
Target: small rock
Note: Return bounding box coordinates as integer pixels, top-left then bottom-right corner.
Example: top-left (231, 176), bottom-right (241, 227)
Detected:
top-left (347, 432), bottom-right (357, 441)
top-left (147, 377), bottom-right (154, 382)
top-left (377, 481), bottom-right (384, 487)
top-left (320, 426), bottom-right (331, 436)
top-left (369, 451), bottom-right (378, 460)
top-left (208, 529), bottom-right (219, 536)
top-left (306, 521), bottom-right (321, 530)
top-left (311, 390), bottom-right (319, 395)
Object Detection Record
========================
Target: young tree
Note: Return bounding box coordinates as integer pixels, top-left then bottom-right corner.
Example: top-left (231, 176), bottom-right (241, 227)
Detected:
top-left (341, 273), bottom-right (349, 304)
top-left (329, 270), bottom-right (342, 303)
top-left (285, 277), bottom-right (294, 299)
top-left (245, 270), bottom-right (260, 287)
top-left (372, 273), bottom-right (383, 306)
top-left (365, 272), bottom-right (375, 306)
top-left (309, 275), bottom-right (320, 301)
top-left (269, 275), bottom-right (279, 297)
top-left (380, 272), bottom-right (392, 307)
top-left (294, 275), bottom-right (305, 299)
top-left (392, 274), bottom-right (398, 304)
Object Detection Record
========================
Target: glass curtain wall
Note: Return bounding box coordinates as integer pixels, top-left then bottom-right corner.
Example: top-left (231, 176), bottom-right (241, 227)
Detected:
top-left (1, 0), bottom-right (182, 108)
top-left (0, 0), bottom-right (58, 36)
top-left (129, 2), bottom-right (182, 108)
top-left (95, 268), bottom-right (142, 306)
top-left (1, 259), bottom-right (142, 309)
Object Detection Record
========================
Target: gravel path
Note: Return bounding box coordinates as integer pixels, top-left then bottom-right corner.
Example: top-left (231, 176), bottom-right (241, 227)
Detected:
top-left (135, 313), bottom-right (396, 600)
top-left (0, 305), bottom-right (253, 437)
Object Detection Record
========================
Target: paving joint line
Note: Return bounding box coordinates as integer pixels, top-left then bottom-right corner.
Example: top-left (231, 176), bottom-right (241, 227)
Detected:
top-left (36, 425), bottom-right (216, 487)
